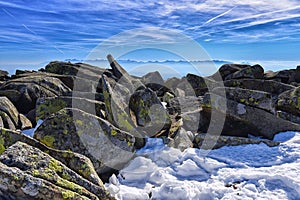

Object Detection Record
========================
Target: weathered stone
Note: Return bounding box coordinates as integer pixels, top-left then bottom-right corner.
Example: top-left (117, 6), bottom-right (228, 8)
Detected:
top-left (34, 108), bottom-right (136, 180)
top-left (186, 74), bottom-right (217, 96)
top-left (0, 111), bottom-right (16, 130)
top-left (168, 128), bottom-right (194, 151)
top-left (225, 64), bottom-right (264, 80)
top-left (167, 96), bottom-right (203, 115)
top-left (223, 79), bottom-right (294, 97)
top-left (277, 111), bottom-right (300, 125)
top-left (203, 93), bottom-right (300, 139)
top-left (129, 88), bottom-right (171, 136)
top-left (0, 142), bottom-right (113, 199)
top-left (107, 55), bottom-right (143, 92)
top-left (0, 96), bottom-right (19, 127)
top-left (277, 86), bottom-right (300, 116)
top-left (0, 69), bottom-right (9, 81)
top-left (0, 161), bottom-right (91, 200)
top-left (194, 134), bottom-right (280, 150)
top-left (0, 128), bottom-right (103, 186)
top-left (264, 69), bottom-right (295, 84)
top-left (19, 114), bottom-right (32, 130)
top-left (36, 96), bottom-right (106, 121)
top-left (212, 87), bottom-right (275, 114)
top-left (164, 77), bottom-right (181, 91)
top-left (0, 76), bottom-right (71, 114)
top-left (142, 71), bottom-right (164, 85)
top-left (211, 64), bottom-right (251, 80)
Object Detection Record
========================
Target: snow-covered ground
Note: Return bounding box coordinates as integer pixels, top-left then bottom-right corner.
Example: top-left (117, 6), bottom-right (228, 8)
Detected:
top-left (105, 132), bottom-right (300, 200)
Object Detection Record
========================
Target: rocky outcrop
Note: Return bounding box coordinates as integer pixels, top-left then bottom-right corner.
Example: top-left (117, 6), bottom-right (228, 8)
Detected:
top-left (142, 71), bottom-right (164, 86)
top-left (276, 86), bottom-right (300, 116)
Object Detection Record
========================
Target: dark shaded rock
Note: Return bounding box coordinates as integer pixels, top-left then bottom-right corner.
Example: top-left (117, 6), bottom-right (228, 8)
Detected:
top-left (294, 66), bottom-right (300, 83)
top-left (277, 111), bottom-right (300, 125)
top-left (276, 86), bottom-right (300, 116)
top-left (164, 77), bottom-right (181, 91)
top-left (225, 64), bottom-right (264, 80)
top-left (0, 70), bottom-right (9, 81)
top-left (167, 96), bottom-right (203, 115)
top-left (0, 142), bottom-right (113, 199)
top-left (36, 96), bottom-right (106, 121)
top-left (186, 74), bottom-right (217, 96)
top-left (211, 64), bottom-right (251, 80)
top-left (203, 93), bottom-right (300, 139)
top-left (0, 128), bottom-right (103, 186)
top-left (129, 88), bottom-right (171, 137)
top-left (143, 83), bottom-right (174, 98)
top-left (34, 108), bottom-right (136, 180)
top-left (194, 134), bottom-right (280, 150)
top-left (223, 79), bottom-right (294, 97)
top-left (264, 69), bottom-right (295, 84)
top-left (212, 87), bottom-right (274, 114)
top-left (0, 76), bottom-right (71, 114)
top-left (0, 111), bottom-right (16, 130)
top-left (142, 71), bottom-right (164, 85)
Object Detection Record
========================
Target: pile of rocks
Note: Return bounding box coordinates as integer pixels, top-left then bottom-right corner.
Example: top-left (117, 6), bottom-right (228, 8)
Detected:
top-left (0, 56), bottom-right (299, 199)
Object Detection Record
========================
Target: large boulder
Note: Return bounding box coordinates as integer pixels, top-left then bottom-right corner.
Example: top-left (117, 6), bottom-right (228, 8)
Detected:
top-left (211, 64), bottom-right (264, 80)
top-left (0, 69), bottom-right (9, 81)
top-left (223, 79), bottom-right (294, 97)
top-left (142, 71), bottom-right (164, 86)
top-left (34, 108), bottom-right (136, 180)
top-left (0, 128), bottom-right (103, 186)
top-left (264, 69), bottom-right (295, 84)
top-left (0, 142), bottom-right (113, 199)
top-left (168, 128), bottom-right (194, 151)
top-left (129, 88), bottom-right (171, 137)
top-left (212, 87), bottom-right (275, 114)
top-left (225, 64), bottom-right (264, 80)
top-left (276, 86), bottom-right (300, 116)
top-left (203, 93), bottom-right (300, 139)
top-left (0, 76), bottom-right (71, 114)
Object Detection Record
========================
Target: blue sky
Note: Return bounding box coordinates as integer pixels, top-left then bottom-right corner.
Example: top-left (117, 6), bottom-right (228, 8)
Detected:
top-left (0, 0), bottom-right (300, 71)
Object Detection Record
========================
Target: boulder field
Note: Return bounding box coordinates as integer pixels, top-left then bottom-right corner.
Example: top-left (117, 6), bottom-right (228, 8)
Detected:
top-left (0, 56), bottom-right (300, 199)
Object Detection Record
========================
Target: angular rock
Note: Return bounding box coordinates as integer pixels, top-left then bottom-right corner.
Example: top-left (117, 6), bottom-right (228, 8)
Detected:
top-left (0, 69), bottom-right (9, 81)
top-left (194, 134), bottom-right (280, 150)
top-left (0, 128), bottom-right (103, 186)
top-left (0, 142), bottom-right (113, 199)
top-left (164, 77), bottom-right (181, 91)
top-left (211, 64), bottom-right (251, 80)
top-left (0, 111), bottom-right (16, 130)
top-left (19, 113), bottom-right (32, 130)
top-left (0, 76), bottom-right (71, 114)
top-left (203, 93), bottom-right (300, 139)
top-left (142, 71), bottom-right (164, 85)
top-left (225, 64), bottom-right (264, 80)
top-left (212, 87), bottom-right (275, 114)
top-left (186, 74), bottom-right (217, 96)
top-left (168, 128), bottom-right (194, 151)
top-left (34, 108), bottom-right (136, 180)
top-left (129, 88), bottom-right (171, 136)
top-left (264, 69), bottom-right (295, 84)
top-left (0, 96), bottom-right (19, 127)
top-left (277, 86), bottom-right (300, 116)
top-left (107, 55), bottom-right (143, 92)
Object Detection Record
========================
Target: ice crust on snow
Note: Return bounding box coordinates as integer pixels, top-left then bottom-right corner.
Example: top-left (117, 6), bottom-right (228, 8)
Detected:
top-left (105, 132), bottom-right (300, 200)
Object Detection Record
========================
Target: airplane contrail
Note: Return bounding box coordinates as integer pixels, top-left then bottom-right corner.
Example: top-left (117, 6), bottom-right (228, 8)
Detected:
top-left (203, 6), bottom-right (237, 26)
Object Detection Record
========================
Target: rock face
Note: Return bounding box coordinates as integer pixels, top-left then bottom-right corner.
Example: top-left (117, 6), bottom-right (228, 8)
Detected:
top-left (34, 108), bottom-right (136, 180)
top-left (142, 71), bottom-right (164, 86)
top-left (276, 86), bottom-right (300, 116)
top-left (0, 142), bottom-right (113, 200)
